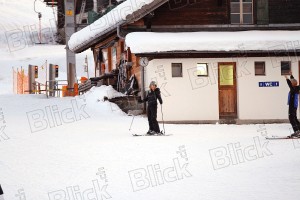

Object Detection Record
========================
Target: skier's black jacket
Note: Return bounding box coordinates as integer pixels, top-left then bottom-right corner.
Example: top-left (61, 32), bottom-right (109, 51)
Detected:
top-left (287, 75), bottom-right (300, 111)
top-left (0, 184), bottom-right (3, 195)
top-left (144, 88), bottom-right (163, 105)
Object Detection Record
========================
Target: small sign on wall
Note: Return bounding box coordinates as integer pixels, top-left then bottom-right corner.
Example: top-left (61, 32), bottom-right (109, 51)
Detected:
top-left (259, 81), bottom-right (279, 87)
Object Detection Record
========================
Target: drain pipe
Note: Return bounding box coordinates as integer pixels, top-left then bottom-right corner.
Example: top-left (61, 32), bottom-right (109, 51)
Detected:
top-left (141, 64), bottom-right (146, 112)
top-left (117, 25), bottom-right (125, 39)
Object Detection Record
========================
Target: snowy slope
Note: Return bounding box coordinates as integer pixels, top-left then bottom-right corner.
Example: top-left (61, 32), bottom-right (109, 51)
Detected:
top-left (0, 0), bottom-right (56, 50)
top-left (0, 0), bottom-right (94, 95)
top-left (0, 86), bottom-right (299, 200)
top-left (0, 0), bottom-right (55, 31)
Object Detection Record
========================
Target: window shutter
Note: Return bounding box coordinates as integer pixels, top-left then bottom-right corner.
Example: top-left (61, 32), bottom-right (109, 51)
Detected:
top-left (257, 0), bottom-right (269, 25)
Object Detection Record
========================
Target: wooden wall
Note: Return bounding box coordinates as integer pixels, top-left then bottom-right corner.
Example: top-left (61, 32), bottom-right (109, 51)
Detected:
top-left (130, 54), bottom-right (142, 90)
top-left (151, 0), bottom-right (229, 26)
top-left (149, 0), bottom-right (300, 26)
top-left (269, 0), bottom-right (300, 23)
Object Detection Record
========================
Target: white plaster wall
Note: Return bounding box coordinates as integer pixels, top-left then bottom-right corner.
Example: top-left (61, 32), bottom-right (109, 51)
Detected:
top-left (144, 57), bottom-right (299, 121)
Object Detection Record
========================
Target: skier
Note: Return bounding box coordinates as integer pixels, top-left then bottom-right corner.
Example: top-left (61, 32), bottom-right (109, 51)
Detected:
top-left (285, 73), bottom-right (300, 138)
top-left (139, 81), bottom-right (163, 135)
top-left (0, 184), bottom-right (4, 200)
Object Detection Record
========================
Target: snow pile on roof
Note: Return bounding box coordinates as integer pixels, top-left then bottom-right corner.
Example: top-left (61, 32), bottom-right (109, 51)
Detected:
top-left (68, 0), bottom-right (156, 52)
top-left (125, 31), bottom-right (300, 54)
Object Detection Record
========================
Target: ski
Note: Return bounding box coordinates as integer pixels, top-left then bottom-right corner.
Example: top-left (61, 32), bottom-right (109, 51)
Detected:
top-left (266, 136), bottom-right (300, 140)
top-left (132, 134), bottom-right (172, 137)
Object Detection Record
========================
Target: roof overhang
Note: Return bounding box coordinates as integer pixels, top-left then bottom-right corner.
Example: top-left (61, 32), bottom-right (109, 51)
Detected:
top-left (69, 0), bottom-right (169, 53)
top-left (135, 50), bottom-right (300, 59)
top-left (125, 31), bottom-right (300, 58)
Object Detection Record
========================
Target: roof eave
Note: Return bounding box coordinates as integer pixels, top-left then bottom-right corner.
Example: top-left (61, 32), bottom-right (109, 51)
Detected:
top-left (135, 50), bottom-right (300, 58)
top-left (70, 0), bottom-right (169, 53)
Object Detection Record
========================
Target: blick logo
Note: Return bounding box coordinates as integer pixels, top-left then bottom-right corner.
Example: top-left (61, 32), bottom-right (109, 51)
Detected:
top-left (128, 145), bottom-right (192, 192)
top-left (209, 137), bottom-right (273, 170)
top-left (48, 179), bottom-right (111, 200)
top-left (26, 99), bottom-right (90, 133)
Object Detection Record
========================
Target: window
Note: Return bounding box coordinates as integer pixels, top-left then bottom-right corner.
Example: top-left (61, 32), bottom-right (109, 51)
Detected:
top-left (281, 61), bottom-right (291, 75)
top-left (255, 62), bottom-right (265, 76)
top-left (219, 64), bottom-right (234, 86)
top-left (230, 0), bottom-right (253, 24)
top-left (111, 47), bottom-right (117, 69)
top-left (197, 63), bottom-right (208, 76)
top-left (172, 63), bottom-right (183, 77)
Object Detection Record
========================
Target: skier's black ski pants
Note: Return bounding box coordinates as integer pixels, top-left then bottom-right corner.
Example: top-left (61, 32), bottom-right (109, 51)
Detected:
top-left (147, 104), bottom-right (160, 133)
top-left (289, 107), bottom-right (300, 132)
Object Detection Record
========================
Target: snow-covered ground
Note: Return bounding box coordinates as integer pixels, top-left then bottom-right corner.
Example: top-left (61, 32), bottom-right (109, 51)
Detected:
top-left (1, 1), bottom-right (300, 200)
top-left (0, 86), bottom-right (300, 200)
top-left (0, 0), bottom-right (95, 95)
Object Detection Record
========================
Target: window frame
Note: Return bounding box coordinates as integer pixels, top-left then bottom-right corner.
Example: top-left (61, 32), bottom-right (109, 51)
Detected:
top-left (230, 0), bottom-right (254, 24)
top-left (197, 63), bottom-right (209, 77)
top-left (281, 61), bottom-right (292, 75)
top-left (171, 63), bottom-right (183, 78)
top-left (254, 61), bottom-right (266, 76)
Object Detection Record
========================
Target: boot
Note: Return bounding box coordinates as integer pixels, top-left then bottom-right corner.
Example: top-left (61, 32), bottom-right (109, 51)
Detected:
top-left (147, 130), bottom-right (154, 135)
top-left (290, 131), bottom-right (300, 138)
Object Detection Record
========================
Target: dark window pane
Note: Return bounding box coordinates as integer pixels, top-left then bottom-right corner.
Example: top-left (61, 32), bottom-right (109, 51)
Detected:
top-left (231, 0), bottom-right (240, 2)
top-left (243, 0), bottom-right (252, 2)
top-left (255, 62), bottom-right (265, 76)
top-left (243, 14), bottom-right (253, 23)
top-left (231, 3), bottom-right (240, 13)
top-left (172, 63), bottom-right (183, 77)
top-left (243, 3), bottom-right (252, 13)
top-left (231, 14), bottom-right (240, 24)
top-left (281, 61), bottom-right (291, 75)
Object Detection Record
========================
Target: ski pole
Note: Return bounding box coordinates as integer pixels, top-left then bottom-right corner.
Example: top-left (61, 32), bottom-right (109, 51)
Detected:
top-left (129, 115), bottom-right (135, 131)
top-left (161, 105), bottom-right (166, 134)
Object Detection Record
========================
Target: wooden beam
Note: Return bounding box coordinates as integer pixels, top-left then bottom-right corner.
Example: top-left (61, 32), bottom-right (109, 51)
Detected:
top-left (94, 34), bottom-right (118, 49)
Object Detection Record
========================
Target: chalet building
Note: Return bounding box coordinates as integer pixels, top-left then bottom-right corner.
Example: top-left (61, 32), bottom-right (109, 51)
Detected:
top-left (68, 0), bottom-right (300, 124)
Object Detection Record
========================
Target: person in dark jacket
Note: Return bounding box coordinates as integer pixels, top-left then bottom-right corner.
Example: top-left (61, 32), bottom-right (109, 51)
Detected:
top-left (140, 81), bottom-right (163, 135)
top-left (285, 73), bottom-right (300, 138)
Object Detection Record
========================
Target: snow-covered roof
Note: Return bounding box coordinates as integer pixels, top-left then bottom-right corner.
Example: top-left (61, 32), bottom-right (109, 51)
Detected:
top-left (68, 0), bottom-right (167, 53)
top-left (125, 31), bottom-right (300, 54)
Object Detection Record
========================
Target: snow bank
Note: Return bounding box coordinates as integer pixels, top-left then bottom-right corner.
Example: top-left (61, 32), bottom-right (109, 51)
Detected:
top-left (125, 31), bottom-right (300, 53)
top-left (85, 85), bottom-right (125, 103)
top-left (68, 0), bottom-right (156, 51)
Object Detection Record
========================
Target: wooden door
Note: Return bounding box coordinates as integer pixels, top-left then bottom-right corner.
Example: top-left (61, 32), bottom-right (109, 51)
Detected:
top-left (218, 62), bottom-right (237, 118)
